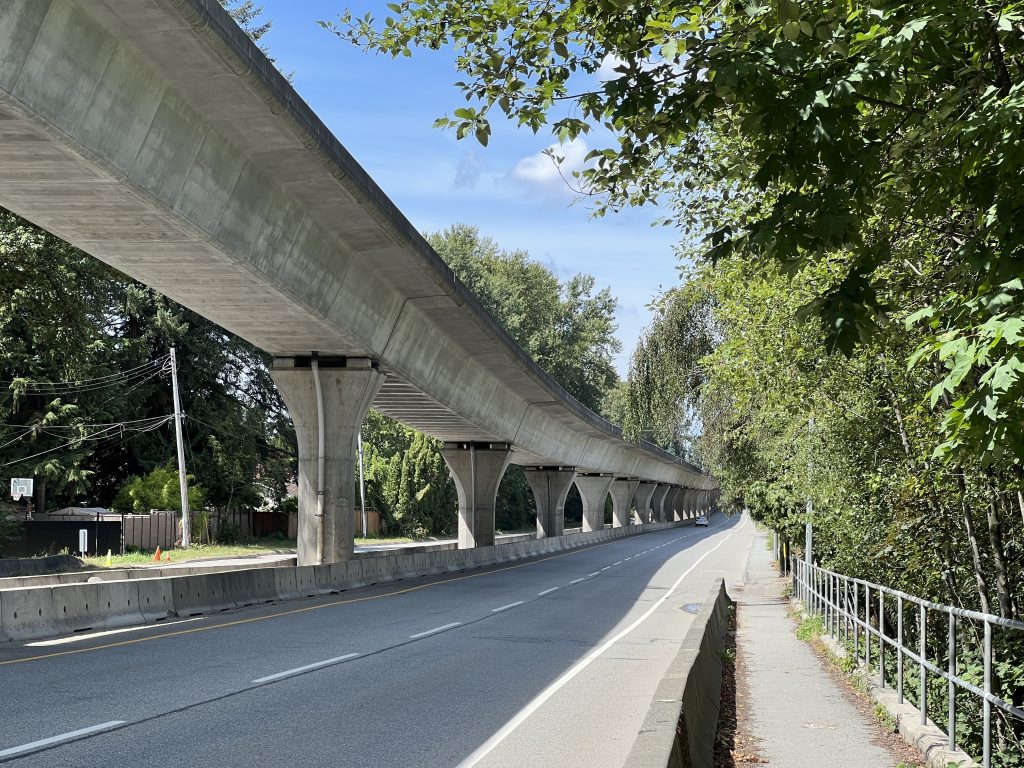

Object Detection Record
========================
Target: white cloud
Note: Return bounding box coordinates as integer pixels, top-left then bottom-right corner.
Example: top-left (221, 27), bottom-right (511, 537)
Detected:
top-left (508, 138), bottom-right (590, 197)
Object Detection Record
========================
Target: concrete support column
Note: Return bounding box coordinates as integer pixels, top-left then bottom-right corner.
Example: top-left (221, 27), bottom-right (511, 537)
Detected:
top-left (650, 484), bottom-right (671, 523)
top-left (440, 443), bottom-right (512, 549)
top-left (524, 467), bottom-right (577, 539)
top-left (574, 474), bottom-right (614, 533)
top-left (681, 489), bottom-right (696, 519)
top-left (664, 486), bottom-right (682, 522)
top-left (609, 478), bottom-right (639, 528)
top-left (634, 482), bottom-right (658, 524)
top-left (272, 357), bottom-right (385, 566)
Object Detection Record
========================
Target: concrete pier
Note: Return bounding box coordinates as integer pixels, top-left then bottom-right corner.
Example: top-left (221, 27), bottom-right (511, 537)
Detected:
top-left (440, 443), bottom-right (512, 549)
top-left (271, 357), bottom-right (385, 566)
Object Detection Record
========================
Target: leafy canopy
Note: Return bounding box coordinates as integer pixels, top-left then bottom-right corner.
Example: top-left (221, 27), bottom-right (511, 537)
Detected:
top-left (326, 0), bottom-right (1024, 465)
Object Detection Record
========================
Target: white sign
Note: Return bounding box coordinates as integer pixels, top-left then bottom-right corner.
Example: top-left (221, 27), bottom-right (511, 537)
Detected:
top-left (79, 529), bottom-right (88, 555)
top-left (10, 478), bottom-right (33, 500)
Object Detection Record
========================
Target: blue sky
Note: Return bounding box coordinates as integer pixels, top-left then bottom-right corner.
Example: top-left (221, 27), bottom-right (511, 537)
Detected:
top-left (257, 0), bottom-right (684, 375)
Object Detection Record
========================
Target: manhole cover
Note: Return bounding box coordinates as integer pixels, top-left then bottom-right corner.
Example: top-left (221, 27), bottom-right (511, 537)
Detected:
top-left (683, 603), bottom-right (702, 614)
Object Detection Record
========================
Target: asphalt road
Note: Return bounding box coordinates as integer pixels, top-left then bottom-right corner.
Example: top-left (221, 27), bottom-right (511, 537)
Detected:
top-left (0, 513), bottom-right (754, 767)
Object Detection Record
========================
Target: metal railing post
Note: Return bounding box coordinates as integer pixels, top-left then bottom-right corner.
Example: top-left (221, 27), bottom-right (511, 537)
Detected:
top-left (853, 581), bottom-right (860, 660)
top-left (879, 590), bottom-right (885, 688)
top-left (897, 595), bottom-right (904, 704)
top-left (947, 612), bottom-right (956, 752)
top-left (866, 584), bottom-right (872, 669)
top-left (843, 578), bottom-right (849, 644)
top-left (919, 604), bottom-right (928, 726)
top-left (983, 619), bottom-right (991, 768)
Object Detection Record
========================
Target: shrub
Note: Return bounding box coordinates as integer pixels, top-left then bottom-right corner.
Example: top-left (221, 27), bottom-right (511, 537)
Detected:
top-left (216, 517), bottom-right (240, 545)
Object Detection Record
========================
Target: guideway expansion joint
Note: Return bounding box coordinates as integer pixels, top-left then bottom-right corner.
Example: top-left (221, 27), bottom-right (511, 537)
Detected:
top-left (440, 442), bottom-right (513, 549)
top-left (271, 356), bottom-right (385, 566)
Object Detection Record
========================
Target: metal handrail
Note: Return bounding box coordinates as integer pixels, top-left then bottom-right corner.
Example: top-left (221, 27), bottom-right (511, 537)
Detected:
top-left (791, 557), bottom-right (1024, 768)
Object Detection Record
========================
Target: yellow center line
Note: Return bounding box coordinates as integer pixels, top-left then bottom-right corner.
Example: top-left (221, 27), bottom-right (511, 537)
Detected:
top-left (0, 530), bottom-right (692, 667)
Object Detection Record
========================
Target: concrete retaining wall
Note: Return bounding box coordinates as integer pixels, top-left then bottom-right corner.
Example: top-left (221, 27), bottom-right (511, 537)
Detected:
top-left (0, 521), bottom-right (684, 643)
top-left (0, 554), bottom-right (83, 578)
top-left (0, 555), bottom-right (299, 590)
top-left (624, 579), bottom-right (734, 768)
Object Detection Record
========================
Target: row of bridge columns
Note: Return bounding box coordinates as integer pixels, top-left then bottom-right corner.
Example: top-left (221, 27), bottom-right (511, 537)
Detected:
top-left (271, 357), bottom-right (714, 566)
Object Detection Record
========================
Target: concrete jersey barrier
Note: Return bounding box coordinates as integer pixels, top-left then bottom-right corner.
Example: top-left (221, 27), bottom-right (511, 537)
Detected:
top-left (624, 579), bottom-right (734, 768)
top-left (0, 521), bottom-right (686, 643)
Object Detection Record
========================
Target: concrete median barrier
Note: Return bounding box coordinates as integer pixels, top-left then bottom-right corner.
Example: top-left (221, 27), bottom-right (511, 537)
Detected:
top-left (170, 573), bottom-right (237, 617)
top-left (137, 578), bottom-right (174, 622)
top-left (227, 568), bottom-right (278, 607)
top-left (0, 521), bottom-right (687, 642)
top-left (50, 582), bottom-right (103, 635)
top-left (273, 567), bottom-right (298, 601)
top-left (86, 579), bottom-right (146, 630)
top-left (0, 586), bottom-right (55, 641)
top-left (293, 566), bottom-right (319, 596)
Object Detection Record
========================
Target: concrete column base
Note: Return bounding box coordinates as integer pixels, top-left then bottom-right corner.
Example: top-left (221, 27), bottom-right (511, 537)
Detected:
top-left (441, 443), bottom-right (512, 548)
top-left (634, 482), bottom-right (658, 524)
top-left (524, 468), bottom-right (577, 538)
top-left (272, 357), bottom-right (385, 566)
top-left (575, 474), bottom-right (614, 532)
top-left (609, 479), bottom-right (639, 528)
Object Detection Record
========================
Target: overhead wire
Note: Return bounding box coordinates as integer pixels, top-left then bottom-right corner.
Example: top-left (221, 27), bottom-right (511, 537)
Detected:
top-left (0, 416), bottom-right (173, 468)
top-left (0, 355), bottom-right (170, 394)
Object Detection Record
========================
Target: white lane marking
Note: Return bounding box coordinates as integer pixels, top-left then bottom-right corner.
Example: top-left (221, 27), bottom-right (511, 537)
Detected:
top-left (0, 721), bottom-right (126, 759)
top-left (624, 556), bottom-right (632, 561)
top-left (588, 571), bottom-right (601, 577)
top-left (252, 653), bottom-right (360, 684)
top-left (569, 578), bottom-right (585, 585)
top-left (26, 617), bottom-right (204, 647)
top-left (600, 566), bottom-right (611, 571)
top-left (491, 601), bottom-right (525, 613)
top-left (409, 622), bottom-right (461, 639)
top-left (537, 588), bottom-right (559, 596)
top-left (456, 528), bottom-right (737, 768)
top-left (613, 561), bottom-right (622, 566)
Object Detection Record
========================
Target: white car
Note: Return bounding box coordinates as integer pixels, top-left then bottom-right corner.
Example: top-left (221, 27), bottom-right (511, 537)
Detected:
top-left (695, 514), bottom-right (709, 527)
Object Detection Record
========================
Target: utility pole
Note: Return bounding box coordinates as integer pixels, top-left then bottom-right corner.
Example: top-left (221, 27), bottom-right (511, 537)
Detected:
top-left (805, 416), bottom-right (813, 564)
top-left (169, 348), bottom-right (191, 547)
top-left (357, 429), bottom-right (367, 538)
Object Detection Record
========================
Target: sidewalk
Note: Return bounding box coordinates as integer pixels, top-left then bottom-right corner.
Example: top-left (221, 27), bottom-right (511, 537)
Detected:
top-left (731, 529), bottom-right (907, 767)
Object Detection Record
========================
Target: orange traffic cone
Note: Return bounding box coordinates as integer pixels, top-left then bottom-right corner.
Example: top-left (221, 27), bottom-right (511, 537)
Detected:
top-left (153, 546), bottom-right (162, 562)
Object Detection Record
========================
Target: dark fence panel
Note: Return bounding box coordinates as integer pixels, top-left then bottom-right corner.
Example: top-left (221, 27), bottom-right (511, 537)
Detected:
top-left (8, 520), bottom-right (122, 557)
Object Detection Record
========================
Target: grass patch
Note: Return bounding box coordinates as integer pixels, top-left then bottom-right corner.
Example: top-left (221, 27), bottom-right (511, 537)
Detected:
top-left (354, 536), bottom-right (415, 546)
top-left (81, 535), bottom-right (418, 568)
top-left (83, 539), bottom-right (298, 567)
top-left (795, 613), bottom-right (824, 642)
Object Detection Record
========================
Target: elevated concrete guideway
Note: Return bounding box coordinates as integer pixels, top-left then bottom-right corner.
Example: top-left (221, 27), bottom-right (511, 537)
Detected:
top-left (0, 0), bottom-right (716, 563)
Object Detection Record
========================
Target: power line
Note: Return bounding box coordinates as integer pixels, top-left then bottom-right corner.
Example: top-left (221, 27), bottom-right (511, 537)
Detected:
top-left (0, 416), bottom-right (173, 469)
top-left (0, 355), bottom-right (169, 393)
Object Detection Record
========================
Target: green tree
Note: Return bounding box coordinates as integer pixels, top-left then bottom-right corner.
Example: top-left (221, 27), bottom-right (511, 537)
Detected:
top-left (327, 0), bottom-right (1024, 467)
top-left (111, 466), bottom-right (207, 515)
top-left (429, 223), bottom-right (621, 412)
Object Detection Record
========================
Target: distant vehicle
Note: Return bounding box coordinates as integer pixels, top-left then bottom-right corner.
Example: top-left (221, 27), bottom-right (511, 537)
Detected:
top-left (695, 514), bottom-right (709, 527)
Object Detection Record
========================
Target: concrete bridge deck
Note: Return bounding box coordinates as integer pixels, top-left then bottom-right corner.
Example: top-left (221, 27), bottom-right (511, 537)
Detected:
top-left (0, 0), bottom-right (716, 564)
